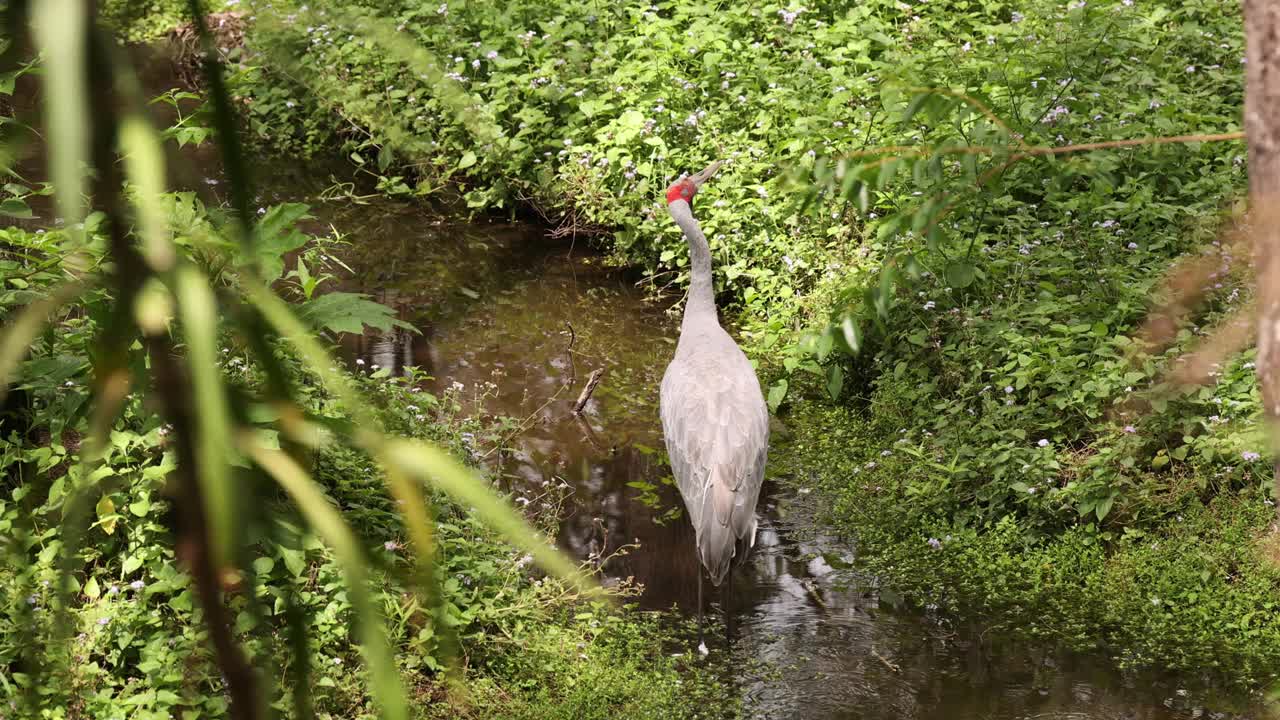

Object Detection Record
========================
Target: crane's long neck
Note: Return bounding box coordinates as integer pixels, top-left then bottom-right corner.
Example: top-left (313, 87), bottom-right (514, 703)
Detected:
top-left (669, 199), bottom-right (717, 326)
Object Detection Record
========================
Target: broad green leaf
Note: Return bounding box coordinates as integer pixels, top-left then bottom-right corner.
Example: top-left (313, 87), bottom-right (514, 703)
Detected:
top-left (815, 330), bottom-right (834, 362)
top-left (297, 292), bottom-right (417, 335)
top-left (766, 379), bottom-right (788, 414)
top-left (840, 315), bottom-right (862, 354)
top-left (96, 495), bottom-right (117, 535)
top-left (826, 364), bottom-right (844, 401)
top-left (0, 198), bottom-right (33, 219)
top-left (944, 262), bottom-right (977, 289)
top-left (254, 204), bottom-right (313, 281)
top-left (1095, 494), bottom-right (1115, 521)
top-left (457, 150), bottom-right (477, 169)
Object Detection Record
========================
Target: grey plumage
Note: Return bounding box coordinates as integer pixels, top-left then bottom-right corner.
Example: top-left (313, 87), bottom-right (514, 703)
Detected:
top-left (659, 163), bottom-right (769, 587)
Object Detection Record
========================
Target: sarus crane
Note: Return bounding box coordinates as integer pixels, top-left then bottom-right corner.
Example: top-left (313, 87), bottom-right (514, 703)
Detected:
top-left (659, 160), bottom-right (769, 652)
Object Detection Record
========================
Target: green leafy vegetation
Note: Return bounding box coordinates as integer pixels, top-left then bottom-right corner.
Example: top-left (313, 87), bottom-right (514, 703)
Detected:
top-left (7, 0), bottom-right (1280, 712)
top-left (224, 0), bottom-right (1279, 692)
top-left (0, 7), bottom-right (728, 718)
top-left (0, 197), bottom-right (727, 718)
top-left (778, 404), bottom-right (1280, 688)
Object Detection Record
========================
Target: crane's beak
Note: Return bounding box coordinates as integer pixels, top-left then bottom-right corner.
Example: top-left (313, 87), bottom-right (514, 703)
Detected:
top-left (688, 160), bottom-right (723, 188)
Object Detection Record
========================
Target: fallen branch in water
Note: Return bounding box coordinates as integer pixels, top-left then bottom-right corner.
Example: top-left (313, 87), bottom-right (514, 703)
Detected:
top-left (871, 648), bottom-right (900, 673)
top-left (573, 368), bottom-right (605, 414)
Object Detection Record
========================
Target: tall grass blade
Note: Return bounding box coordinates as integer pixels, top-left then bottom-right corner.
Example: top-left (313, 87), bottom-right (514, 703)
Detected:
top-left (185, 0), bottom-right (256, 253)
top-left (30, 0), bottom-right (88, 238)
top-left (246, 440), bottom-right (408, 720)
top-left (383, 439), bottom-right (598, 595)
top-left (119, 114), bottom-right (176, 271)
top-left (174, 264), bottom-right (239, 571)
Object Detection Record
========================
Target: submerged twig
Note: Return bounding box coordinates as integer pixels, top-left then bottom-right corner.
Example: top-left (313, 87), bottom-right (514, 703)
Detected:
top-left (573, 368), bottom-right (605, 414)
top-left (870, 648), bottom-right (900, 673)
top-left (564, 321), bottom-right (576, 385)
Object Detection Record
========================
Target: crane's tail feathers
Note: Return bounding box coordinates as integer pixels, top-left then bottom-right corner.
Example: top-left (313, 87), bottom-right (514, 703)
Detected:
top-left (698, 468), bottom-right (759, 586)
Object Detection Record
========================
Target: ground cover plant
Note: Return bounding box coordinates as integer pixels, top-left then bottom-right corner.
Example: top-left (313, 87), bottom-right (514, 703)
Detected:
top-left (220, 0), bottom-right (1280, 692)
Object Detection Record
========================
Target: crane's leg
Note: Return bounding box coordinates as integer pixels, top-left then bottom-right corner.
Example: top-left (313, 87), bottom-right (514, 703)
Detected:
top-left (696, 568), bottom-right (705, 653)
top-left (724, 569), bottom-right (734, 645)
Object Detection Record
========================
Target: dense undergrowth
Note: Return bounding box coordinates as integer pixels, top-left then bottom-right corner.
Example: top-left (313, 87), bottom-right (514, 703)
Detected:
top-left (208, 0), bottom-right (1280, 693)
top-left (777, 404), bottom-right (1280, 690)
top-left (0, 196), bottom-right (728, 717)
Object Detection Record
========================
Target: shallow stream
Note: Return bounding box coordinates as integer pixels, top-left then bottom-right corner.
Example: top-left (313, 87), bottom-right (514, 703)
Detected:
top-left (296, 188), bottom-right (1260, 720)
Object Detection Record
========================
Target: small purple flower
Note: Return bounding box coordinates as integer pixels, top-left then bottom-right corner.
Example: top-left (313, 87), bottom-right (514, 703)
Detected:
top-left (1243, 451), bottom-right (1262, 462)
top-left (1123, 425), bottom-right (1136, 434)
top-left (97, 617), bottom-right (109, 626)
top-left (1004, 386), bottom-right (1014, 394)
top-left (927, 537), bottom-right (942, 550)
top-left (1037, 439), bottom-right (1050, 447)
top-left (384, 541), bottom-right (400, 552)
top-left (130, 580), bottom-right (144, 590)
top-left (1127, 242), bottom-right (1139, 250)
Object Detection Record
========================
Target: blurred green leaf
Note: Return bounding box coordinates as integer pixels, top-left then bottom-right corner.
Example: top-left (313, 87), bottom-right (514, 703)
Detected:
top-left (944, 261), bottom-right (976, 289)
top-left (32, 0), bottom-right (89, 237)
top-left (826, 364), bottom-right (844, 401)
top-left (766, 379), bottom-right (788, 414)
top-left (174, 265), bottom-right (238, 570)
top-left (0, 198), bottom-right (33, 219)
top-left (0, 282), bottom-right (85, 404)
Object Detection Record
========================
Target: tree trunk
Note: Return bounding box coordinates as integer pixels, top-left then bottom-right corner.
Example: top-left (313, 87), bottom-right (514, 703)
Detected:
top-left (1244, 0), bottom-right (1280, 517)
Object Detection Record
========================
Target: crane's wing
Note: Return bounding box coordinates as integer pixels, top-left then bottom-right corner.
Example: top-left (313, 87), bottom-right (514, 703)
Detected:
top-left (660, 341), bottom-right (769, 586)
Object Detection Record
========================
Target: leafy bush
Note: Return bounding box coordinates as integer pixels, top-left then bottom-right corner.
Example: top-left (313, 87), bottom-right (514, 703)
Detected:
top-left (0, 203), bottom-right (725, 718)
top-left (781, 404), bottom-right (1280, 689)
